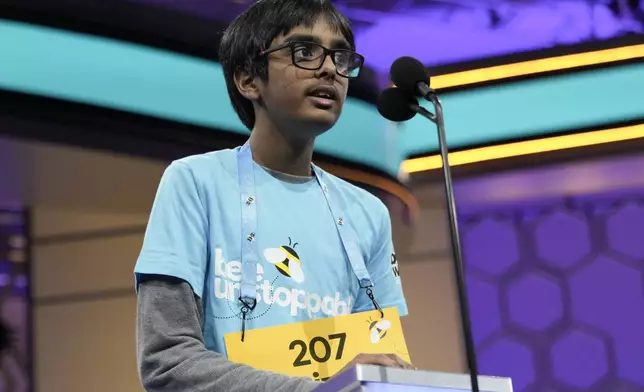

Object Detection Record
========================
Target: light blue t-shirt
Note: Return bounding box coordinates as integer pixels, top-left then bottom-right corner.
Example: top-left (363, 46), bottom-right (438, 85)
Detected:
top-left (134, 146), bottom-right (408, 356)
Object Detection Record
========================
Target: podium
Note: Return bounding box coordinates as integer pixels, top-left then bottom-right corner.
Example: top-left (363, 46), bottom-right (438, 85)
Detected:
top-left (313, 365), bottom-right (512, 392)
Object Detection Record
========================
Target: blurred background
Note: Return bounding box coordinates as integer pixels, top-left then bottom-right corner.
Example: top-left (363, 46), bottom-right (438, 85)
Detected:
top-left (1, 0), bottom-right (644, 391)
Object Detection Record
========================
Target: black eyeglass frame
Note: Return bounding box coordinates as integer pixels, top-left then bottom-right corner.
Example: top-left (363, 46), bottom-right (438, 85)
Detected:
top-left (259, 41), bottom-right (365, 79)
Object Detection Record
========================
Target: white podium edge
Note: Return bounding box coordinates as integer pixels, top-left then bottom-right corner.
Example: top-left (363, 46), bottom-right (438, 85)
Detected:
top-left (315, 364), bottom-right (513, 392)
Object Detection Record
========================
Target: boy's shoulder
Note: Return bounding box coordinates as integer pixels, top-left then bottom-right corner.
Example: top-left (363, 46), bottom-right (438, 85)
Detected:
top-left (172, 147), bottom-right (238, 172)
top-left (165, 147), bottom-right (240, 186)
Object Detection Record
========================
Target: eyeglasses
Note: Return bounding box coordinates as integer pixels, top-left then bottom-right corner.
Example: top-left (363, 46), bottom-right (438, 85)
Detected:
top-left (259, 41), bottom-right (364, 79)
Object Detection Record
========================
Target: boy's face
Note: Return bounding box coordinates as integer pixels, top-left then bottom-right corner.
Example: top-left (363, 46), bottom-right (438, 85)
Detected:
top-left (256, 18), bottom-right (351, 137)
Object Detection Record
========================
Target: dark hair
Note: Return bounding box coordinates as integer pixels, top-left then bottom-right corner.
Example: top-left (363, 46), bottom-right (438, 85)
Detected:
top-left (218, 0), bottom-right (355, 130)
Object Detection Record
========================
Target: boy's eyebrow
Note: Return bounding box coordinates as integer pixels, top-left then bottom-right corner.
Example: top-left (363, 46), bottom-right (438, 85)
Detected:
top-left (281, 34), bottom-right (352, 50)
top-left (331, 39), bottom-right (352, 50)
top-left (282, 34), bottom-right (319, 45)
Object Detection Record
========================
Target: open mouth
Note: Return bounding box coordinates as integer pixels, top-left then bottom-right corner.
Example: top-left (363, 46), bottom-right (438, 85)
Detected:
top-left (311, 89), bottom-right (336, 100)
top-left (308, 85), bottom-right (338, 108)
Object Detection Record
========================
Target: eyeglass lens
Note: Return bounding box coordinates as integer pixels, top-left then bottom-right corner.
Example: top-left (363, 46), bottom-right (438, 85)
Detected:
top-left (292, 42), bottom-right (362, 78)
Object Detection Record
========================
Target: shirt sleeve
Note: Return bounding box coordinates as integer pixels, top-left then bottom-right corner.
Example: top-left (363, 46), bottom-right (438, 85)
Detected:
top-left (353, 202), bottom-right (408, 316)
top-left (137, 276), bottom-right (319, 392)
top-left (134, 161), bottom-right (209, 297)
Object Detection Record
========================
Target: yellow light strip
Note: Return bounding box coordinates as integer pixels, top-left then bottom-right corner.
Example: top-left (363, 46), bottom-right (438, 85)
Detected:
top-left (432, 44), bottom-right (644, 89)
top-left (402, 124), bottom-right (644, 174)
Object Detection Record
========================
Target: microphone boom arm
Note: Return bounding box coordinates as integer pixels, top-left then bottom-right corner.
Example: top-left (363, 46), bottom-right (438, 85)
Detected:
top-left (408, 91), bottom-right (481, 392)
top-left (409, 103), bottom-right (437, 123)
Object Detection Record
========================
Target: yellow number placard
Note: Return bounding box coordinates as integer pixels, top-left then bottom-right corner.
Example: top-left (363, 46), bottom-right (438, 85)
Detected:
top-left (224, 307), bottom-right (410, 381)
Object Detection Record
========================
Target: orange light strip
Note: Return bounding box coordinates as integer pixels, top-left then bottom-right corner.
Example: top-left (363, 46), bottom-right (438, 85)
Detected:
top-left (402, 124), bottom-right (644, 174)
top-left (431, 44), bottom-right (644, 89)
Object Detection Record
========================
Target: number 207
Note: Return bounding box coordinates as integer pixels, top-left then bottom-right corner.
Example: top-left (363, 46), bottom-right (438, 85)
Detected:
top-left (289, 333), bottom-right (347, 367)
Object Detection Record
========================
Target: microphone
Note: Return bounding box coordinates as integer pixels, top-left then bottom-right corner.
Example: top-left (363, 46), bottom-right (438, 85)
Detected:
top-left (379, 57), bottom-right (482, 392)
top-left (377, 87), bottom-right (436, 123)
top-left (376, 87), bottom-right (418, 122)
top-left (389, 56), bottom-right (436, 101)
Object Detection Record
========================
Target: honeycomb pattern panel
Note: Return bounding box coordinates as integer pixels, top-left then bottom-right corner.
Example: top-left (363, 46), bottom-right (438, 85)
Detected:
top-left (0, 209), bottom-right (31, 392)
top-left (478, 337), bottom-right (534, 391)
top-left (507, 271), bottom-right (564, 332)
top-left (534, 210), bottom-right (591, 270)
top-left (462, 217), bottom-right (519, 276)
top-left (606, 202), bottom-right (644, 260)
top-left (460, 194), bottom-right (644, 392)
top-left (569, 254), bottom-right (644, 386)
top-left (467, 275), bottom-right (502, 345)
top-left (551, 328), bottom-right (609, 389)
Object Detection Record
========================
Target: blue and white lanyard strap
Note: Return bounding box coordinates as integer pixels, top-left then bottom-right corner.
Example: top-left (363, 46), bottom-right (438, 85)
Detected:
top-left (237, 142), bottom-right (259, 341)
top-left (312, 164), bottom-right (383, 320)
top-left (236, 141), bottom-right (382, 342)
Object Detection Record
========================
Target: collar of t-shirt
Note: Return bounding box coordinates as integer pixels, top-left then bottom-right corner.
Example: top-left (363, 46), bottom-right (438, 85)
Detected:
top-left (257, 163), bottom-right (315, 184)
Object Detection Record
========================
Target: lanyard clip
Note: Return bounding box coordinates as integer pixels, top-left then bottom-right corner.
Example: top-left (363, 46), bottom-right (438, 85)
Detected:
top-left (239, 296), bottom-right (257, 311)
top-left (241, 307), bottom-right (249, 342)
top-left (360, 278), bottom-right (384, 319)
top-left (365, 287), bottom-right (384, 319)
top-left (239, 297), bottom-right (257, 342)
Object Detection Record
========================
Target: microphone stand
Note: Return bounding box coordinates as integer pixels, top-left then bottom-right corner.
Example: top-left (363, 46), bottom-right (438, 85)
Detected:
top-left (409, 94), bottom-right (481, 392)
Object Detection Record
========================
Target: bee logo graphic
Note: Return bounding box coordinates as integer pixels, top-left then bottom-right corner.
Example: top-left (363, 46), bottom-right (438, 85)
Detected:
top-left (367, 317), bottom-right (392, 344)
top-left (264, 237), bottom-right (305, 283)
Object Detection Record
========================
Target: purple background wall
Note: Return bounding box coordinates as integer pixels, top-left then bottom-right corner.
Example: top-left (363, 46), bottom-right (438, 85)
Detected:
top-left (0, 208), bottom-right (30, 391)
top-left (131, 0), bottom-right (644, 74)
top-left (459, 189), bottom-right (644, 391)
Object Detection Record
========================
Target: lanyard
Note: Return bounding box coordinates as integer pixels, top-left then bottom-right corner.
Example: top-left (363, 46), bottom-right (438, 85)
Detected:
top-left (236, 141), bottom-right (381, 341)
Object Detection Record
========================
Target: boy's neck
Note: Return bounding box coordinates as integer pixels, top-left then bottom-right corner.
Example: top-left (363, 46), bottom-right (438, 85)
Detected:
top-left (249, 123), bottom-right (316, 177)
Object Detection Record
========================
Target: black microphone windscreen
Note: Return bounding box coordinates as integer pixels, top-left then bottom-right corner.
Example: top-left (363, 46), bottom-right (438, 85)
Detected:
top-left (390, 56), bottom-right (430, 96)
top-left (377, 87), bottom-right (418, 122)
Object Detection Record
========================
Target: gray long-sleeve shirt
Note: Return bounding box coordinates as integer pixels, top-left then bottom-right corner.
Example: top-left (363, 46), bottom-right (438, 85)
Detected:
top-left (136, 275), bottom-right (319, 392)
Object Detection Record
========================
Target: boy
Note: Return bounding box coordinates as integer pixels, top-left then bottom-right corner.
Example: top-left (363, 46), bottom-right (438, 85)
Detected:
top-left (134, 1), bottom-right (412, 391)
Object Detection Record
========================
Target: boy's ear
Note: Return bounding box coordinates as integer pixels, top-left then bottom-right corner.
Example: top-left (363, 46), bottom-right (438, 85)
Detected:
top-left (234, 69), bottom-right (260, 101)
